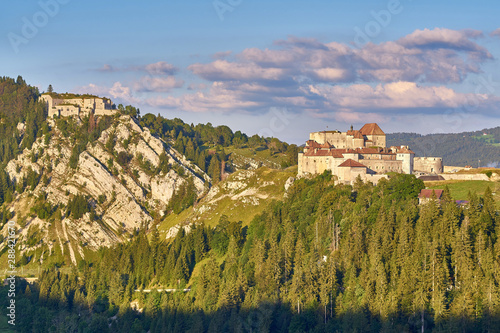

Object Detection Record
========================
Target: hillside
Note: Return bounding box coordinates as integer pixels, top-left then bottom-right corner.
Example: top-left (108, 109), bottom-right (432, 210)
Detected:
top-left (1, 114), bottom-right (208, 266)
top-left (0, 77), bottom-right (299, 269)
top-left (387, 127), bottom-right (500, 167)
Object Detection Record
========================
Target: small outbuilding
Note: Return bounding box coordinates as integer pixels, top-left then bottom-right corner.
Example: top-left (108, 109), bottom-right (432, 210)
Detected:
top-left (418, 189), bottom-right (443, 205)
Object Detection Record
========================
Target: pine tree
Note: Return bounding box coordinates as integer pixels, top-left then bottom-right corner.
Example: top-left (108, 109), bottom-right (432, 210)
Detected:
top-left (208, 155), bottom-right (221, 183)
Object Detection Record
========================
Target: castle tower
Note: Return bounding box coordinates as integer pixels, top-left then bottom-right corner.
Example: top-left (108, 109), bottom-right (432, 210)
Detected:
top-left (359, 123), bottom-right (386, 147)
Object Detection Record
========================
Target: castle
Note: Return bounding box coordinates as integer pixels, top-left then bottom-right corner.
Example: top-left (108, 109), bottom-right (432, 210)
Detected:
top-left (40, 93), bottom-right (117, 118)
top-left (298, 123), bottom-right (443, 184)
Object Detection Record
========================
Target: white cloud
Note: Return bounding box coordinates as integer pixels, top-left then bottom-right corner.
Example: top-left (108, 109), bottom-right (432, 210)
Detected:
top-left (76, 82), bottom-right (139, 105)
top-left (133, 76), bottom-right (184, 92)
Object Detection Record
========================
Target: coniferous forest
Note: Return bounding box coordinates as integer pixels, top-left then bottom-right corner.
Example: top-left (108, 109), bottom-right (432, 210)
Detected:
top-left (3, 172), bottom-right (500, 332)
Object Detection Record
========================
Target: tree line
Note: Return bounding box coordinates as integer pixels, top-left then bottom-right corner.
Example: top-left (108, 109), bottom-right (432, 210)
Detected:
top-left (3, 172), bottom-right (499, 332)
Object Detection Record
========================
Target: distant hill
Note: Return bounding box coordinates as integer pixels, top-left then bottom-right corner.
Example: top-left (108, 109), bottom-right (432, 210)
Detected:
top-left (387, 127), bottom-right (500, 167)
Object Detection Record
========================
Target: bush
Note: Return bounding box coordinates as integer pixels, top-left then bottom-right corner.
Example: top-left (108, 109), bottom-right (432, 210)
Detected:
top-left (117, 151), bottom-right (132, 166)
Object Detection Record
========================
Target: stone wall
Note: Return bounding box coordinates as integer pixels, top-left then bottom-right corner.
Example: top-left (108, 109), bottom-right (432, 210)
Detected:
top-left (365, 134), bottom-right (386, 147)
top-left (439, 173), bottom-right (490, 181)
top-left (361, 159), bottom-right (403, 173)
top-left (94, 108), bottom-right (116, 116)
top-left (414, 157), bottom-right (443, 174)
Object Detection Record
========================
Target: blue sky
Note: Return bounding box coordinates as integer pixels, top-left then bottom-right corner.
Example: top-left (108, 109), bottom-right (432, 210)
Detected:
top-left (1, 0), bottom-right (500, 143)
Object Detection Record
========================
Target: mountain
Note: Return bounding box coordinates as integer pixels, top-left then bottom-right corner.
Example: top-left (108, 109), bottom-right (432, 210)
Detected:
top-left (387, 127), bottom-right (500, 167)
top-left (0, 76), bottom-right (299, 268)
top-left (4, 114), bottom-right (208, 263)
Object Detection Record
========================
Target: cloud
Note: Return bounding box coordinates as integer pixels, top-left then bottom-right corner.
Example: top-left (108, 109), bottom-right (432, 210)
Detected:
top-left (398, 28), bottom-right (487, 54)
top-left (491, 28), bottom-right (500, 37)
top-left (97, 64), bottom-right (116, 72)
top-left (189, 60), bottom-right (288, 82)
top-left (306, 81), bottom-right (492, 112)
top-left (145, 82), bottom-right (260, 112)
top-left (85, 28), bottom-right (500, 126)
top-left (133, 76), bottom-right (184, 92)
top-left (144, 61), bottom-right (178, 75)
top-left (212, 51), bottom-right (232, 59)
top-left (76, 82), bottom-right (139, 105)
top-left (94, 61), bottom-right (178, 75)
top-left (188, 83), bottom-right (208, 90)
top-left (188, 28), bottom-right (491, 86)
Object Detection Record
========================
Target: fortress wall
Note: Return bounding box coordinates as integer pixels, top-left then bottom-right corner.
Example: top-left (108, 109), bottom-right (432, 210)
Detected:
top-left (298, 154), bottom-right (329, 175)
top-left (64, 98), bottom-right (84, 107)
top-left (337, 167), bottom-right (366, 184)
top-left (366, 134), bottom-right (385, 147)
top-left (363, 174), bottom-right (388, 185)
top-left (361, 159), bottom-right (402, 173)
top-left (59, 105), bottom-right (80, 117)
top-left (310, 132), bottom-right (347, 147)
top-left (353, 138), bottom-right (364, 148)
top-left (396, 154), bottom-right (414, 174)
top-left (443, 166), bottom-right (465, 173)
top-left (414, 157), bottom-right (443, 174)
top-left (439, 173), bottom-right (490, 181)
top-left (94, 108), bottom-right (116, 116)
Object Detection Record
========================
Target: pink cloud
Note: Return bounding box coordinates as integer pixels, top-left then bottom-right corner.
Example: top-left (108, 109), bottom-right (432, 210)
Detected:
top-left (146, 82), bottom-right (260, 112)
top-left (307, 81), bottom-right (491, 111)
top-left (491, 28), bottom-right (500, 37)
top-left (188, 28), bottom-right (491, 86)
top-left (189, 60), bottom-right (288, 81)
top-left (398, 28), bottom-right (488, 55)
top-left (144, 61), bottom-right (178, 75)
top-left (133, 76), bottom-right (184, 92)
top-left (76, 82), bottom-right (139, 105)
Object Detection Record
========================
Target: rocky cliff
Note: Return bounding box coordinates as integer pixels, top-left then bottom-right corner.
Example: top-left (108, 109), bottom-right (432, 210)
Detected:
top-left (3, 115), bottom-right (209, 264)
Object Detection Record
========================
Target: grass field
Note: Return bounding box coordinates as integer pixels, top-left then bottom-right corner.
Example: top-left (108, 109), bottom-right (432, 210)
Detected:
top-left (158, 166), bottom-right (296, 239)
top-left (425, 180), bottom-right (500, 209)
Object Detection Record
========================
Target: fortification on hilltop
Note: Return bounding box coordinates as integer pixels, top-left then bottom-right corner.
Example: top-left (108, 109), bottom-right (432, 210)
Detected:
top-left (298, 123), bottom-right (443, 184)
top-left (40, 93), bottom-right (117, 118)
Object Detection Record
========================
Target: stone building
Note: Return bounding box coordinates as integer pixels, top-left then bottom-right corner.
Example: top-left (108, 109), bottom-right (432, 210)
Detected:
top-left (40, 93), bottom-right (116, 118)
top-left (414, 157), bottom-right (443, 174)
top-left (298, 123), bottom-right (442, 184)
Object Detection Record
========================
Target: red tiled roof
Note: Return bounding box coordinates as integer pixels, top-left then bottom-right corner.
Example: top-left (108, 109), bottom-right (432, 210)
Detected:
top-left (397, 147), bottom-right (415, 154)
top-left (304, 150), bottom-right (344, 158)
top-left (320, 142), bottom-right (333, 148)
top-left (357, 147), bottom-right (381, 154)
top-left (306, 140), bottom-right (321, 147)
top-left (360, 123), bottom-right (385, 135)
top-left (418, 189), bottom-right (444, 199)
top-left (346, 130), bottom-right (364, 139)
top-left (338, 159), bottom-right (366, 168)
top-left (305, 140), bottom-right (333, 149)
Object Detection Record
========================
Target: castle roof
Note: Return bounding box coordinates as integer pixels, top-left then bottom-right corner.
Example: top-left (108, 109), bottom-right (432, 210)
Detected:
top-left (304, 149), bottom-right (344, 158)
top-left (357, 147), bottom-right (382, 154)
top-left (346, 130), bottom-right (364, 139)
top-left (418, 189), bottom-right (443, 199)
top-left (397, 147), bottom-right (415, 154)
top-left (360, 123), bottom-right (385, 136)
top-left (305, 140), bottom-right (333, 149)
top-left (338, 159), bottom-right (366, 168)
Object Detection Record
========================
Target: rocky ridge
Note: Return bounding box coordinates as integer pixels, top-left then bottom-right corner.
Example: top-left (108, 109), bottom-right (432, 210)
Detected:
top-left (3, 115), bottom-right (209, 264)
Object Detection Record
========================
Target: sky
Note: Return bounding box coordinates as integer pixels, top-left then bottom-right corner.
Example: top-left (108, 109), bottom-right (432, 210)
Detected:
top-left (1, 0), bottom-right (500, 144)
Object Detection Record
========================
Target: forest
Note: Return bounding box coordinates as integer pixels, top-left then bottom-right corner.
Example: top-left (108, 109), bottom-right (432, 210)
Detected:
top-left (387, 129), bottom-right (500, 167)
top-left (2, 172), bottom-right (499, 332)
